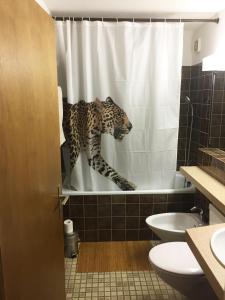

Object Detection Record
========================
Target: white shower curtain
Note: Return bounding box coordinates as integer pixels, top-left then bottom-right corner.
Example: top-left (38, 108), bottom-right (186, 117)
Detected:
top-left (56, 20), bottom-right (183, 191)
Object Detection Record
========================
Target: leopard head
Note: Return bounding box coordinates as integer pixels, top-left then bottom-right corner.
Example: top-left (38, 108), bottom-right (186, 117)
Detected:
top-left (95, 97), bottom-right (132, 140)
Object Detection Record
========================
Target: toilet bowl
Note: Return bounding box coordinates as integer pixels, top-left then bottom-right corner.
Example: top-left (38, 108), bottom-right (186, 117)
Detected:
top-left (149, 242), bottom-right (217, 300)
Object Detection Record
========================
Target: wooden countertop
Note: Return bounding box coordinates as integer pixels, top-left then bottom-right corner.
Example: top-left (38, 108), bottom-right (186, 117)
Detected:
top-left (186, 224), bottom-right (225, 300)
top-left (180, 166), bottom-right (225, 215)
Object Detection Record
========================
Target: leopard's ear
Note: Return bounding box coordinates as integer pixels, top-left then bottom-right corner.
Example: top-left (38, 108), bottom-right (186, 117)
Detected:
top-left (95, 97), bottom-right (103, 112)
top-left (106, 96), bottom-right (114, 104)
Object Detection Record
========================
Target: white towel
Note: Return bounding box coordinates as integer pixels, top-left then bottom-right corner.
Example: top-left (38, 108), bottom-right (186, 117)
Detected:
top-left (58, 86), bottom-right (66, 146)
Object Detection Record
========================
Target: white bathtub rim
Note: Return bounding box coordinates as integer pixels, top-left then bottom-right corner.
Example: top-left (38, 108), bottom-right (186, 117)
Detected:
top-left (62, 186), bottom-right (195, 196)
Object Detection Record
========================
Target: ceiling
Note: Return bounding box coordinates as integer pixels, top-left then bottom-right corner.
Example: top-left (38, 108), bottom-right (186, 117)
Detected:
top-left (45, 0), bottom-right (225, 15)
top-left (44, 0), bottom-right (225, 30)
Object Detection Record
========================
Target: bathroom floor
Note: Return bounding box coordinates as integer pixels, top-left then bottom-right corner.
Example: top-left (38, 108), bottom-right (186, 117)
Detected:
top-left (76, 241), bottom-right (151, 272)
top-left (65, 241), bottom-right (187, 299)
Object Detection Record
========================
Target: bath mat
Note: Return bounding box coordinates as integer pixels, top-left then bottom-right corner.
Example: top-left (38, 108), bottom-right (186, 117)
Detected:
top-left (76, 241), bottom-right (152, 273)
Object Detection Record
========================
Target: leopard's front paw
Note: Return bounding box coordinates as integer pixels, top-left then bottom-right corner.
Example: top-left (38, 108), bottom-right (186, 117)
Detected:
top-left (116, 178), bottom-right (136, 191)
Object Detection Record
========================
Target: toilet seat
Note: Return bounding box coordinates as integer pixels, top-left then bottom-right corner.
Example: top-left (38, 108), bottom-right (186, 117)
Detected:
top-left (149, 242), bottom-right (203, 275)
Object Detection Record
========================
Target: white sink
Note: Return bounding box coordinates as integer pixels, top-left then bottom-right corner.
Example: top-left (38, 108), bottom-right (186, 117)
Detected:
top-left (210, 227), bottom-right (225, 267)
top-left (145, 213), bottom-right (202, 242)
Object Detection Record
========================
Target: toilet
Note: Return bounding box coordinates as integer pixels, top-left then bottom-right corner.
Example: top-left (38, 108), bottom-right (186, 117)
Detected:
top-left (148, 204), bottom-right (224, 300)
top-left (149, 242), bottom-right (216, 299)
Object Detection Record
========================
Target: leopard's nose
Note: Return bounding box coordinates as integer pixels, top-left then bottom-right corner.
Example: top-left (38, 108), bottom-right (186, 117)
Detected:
top-left (127, 122), bottom-right (132, 131)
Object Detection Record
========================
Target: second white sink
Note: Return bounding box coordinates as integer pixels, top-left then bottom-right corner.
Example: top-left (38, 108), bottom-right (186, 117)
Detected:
top-left (211, 227), bottom-right (225, 267)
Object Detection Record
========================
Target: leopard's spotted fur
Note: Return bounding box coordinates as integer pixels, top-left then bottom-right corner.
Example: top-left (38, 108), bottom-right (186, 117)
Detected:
top-left (63, 97), bottom-right (136, 191)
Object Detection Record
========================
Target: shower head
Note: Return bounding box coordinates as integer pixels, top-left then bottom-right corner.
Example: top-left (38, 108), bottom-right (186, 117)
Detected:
top-left (184, 96), bottom-right (191, 103)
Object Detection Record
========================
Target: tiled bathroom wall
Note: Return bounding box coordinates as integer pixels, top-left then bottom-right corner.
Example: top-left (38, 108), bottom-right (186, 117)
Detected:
top-left (177, 64), bottom-right (225, 168)
top-left (178, 64), bottom-right (225, 223)
top-left (194, 189), bottom-right (210, 223)
top-left (63, 193), bottom-right (195, 242)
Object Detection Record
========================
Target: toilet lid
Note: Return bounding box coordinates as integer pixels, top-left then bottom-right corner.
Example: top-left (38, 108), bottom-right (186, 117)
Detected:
top-left (149, 242), bottom-right (203, 275)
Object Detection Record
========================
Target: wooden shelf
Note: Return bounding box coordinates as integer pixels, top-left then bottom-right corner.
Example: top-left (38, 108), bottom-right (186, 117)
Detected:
top-left (180, 166), bottom-right (225, 215)
top-left (186, 224), bottom-right (225, 300)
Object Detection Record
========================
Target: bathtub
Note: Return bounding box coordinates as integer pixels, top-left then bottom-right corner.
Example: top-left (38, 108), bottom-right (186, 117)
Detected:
top-left (63, 172), bottom-right (195, 242)
top-left (62, 172), bottom-right (195, 195)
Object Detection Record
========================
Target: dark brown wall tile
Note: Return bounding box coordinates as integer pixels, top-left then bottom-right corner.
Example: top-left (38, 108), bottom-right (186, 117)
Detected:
top-left (126, 217), bottom-right (139, 229)
top-left (139, 229), bottom-right (152, 240)
top-left (126, 194), bottom-right (139, 204)
top-left (70, 205), bottom-right (84, 218)
top-left (112, 217), bottom-right (125, 229)
top-left (84, 205), bottom-right (97, 217)
top-left (126, 230), bottom-right (139, 241)
top-left (112, 230), bottom-right (125, 241)
top-left (182, 66), bottom-right (191, 79)
top-left (140, 217), bottom-right (148, 229)
top-left (214, 73), bottom-right (225, 90)
top-left (70, 195), bottom-right (83, 205)
top-left (98, 230), bottom-right (111, 241)
top-left (98, 217), bottom-right (111, 229)
top-left (84, 195), bottom-right (97, 204)
top-left (140, 204), bottom-right (153, 216)
top-left (211, 125), bottom-right (221, 137)
top-left (126, 204), bottom-right (140, 216)
top-left (98, 204), bottom-right (111, 216)
top-left (85, 230), bottom-right (98, 242)
top-left (153, 203), bottom-right (167, 214)
top-left (112, 204), bottom-right (125, 216)
top-left (182, 194), bottom-right (195, 202)
top-left (63, 204), bottom-right (69, 219)
top-left (167, 202), bottom-right (182, 212)
top-left (140, 194), bottom-right (154, 204)
top-left (85, 218), bottom-right (97, 230)
top-left (98, 195), bottom-right (111, 204)
top-left (112, 195), bottom-right (126, 204)
top-left (168, 194), bottom-right (184, 203)
top-left (181, 78), bottom-right (190, 90)
top-left (153, 194), bottom-right (167, 203)
top-left (178, 127), bottom-right (187, 138)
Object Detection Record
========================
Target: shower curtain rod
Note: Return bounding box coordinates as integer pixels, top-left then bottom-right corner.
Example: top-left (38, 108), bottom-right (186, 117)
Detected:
top-left (53, 16), bottom-right (219, 23)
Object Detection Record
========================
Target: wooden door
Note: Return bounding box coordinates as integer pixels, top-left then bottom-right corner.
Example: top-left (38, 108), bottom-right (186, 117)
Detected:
top-left (0, 1), bottom-right (65, 300)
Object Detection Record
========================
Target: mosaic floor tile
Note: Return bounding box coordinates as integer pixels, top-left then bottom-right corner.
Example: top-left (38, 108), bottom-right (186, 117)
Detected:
top-left (65, 241), bottom-right (188, 300)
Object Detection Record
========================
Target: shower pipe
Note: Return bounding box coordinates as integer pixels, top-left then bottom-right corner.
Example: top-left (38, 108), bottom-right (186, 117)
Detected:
top-left (208, 72), bottom-right (216, 146)
top-left (184, 96), bottom-right (193, 167)
top-left (53, 17), bottom-right (219, 23)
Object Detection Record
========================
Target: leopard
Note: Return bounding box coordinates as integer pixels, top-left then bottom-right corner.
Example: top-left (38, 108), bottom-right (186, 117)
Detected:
top-left (63, 96), bottom-right (136, 191)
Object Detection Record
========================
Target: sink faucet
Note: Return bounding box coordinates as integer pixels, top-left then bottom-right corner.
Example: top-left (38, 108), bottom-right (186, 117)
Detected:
top-left (190, 206), bottom-right (204, 223)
